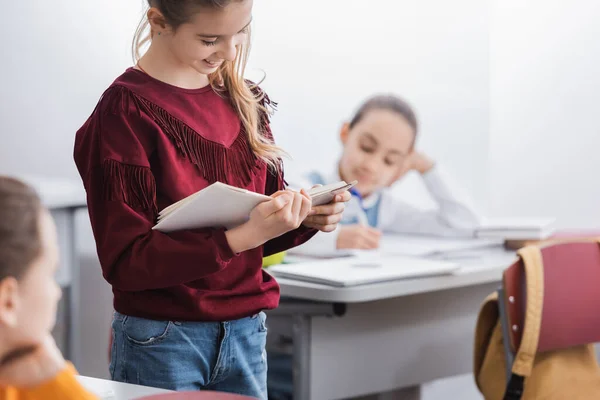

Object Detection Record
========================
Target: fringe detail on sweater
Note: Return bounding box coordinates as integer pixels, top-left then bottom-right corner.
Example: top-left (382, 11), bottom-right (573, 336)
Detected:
top-left (274, 159), bottom-right (287, 191)
top-left (105, 85), bottom-right (260, 185)
top-left (101, 159), bottom-right (157, 213)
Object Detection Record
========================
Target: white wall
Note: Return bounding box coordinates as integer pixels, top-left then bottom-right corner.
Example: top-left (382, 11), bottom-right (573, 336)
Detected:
top-left (250, 0), bottom-right (491, 209)
top-left (0, 0), bottom-right (145, 178)
top-left (0, 0), bottom-right (491, 207)
top-left (488, 1), bottom-right (600, 228)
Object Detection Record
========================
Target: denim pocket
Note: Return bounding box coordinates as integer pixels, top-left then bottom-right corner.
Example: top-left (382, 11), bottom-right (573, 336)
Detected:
top-left (258, 311), bottom-right (268, 333)
top-left (122, 315), bottom-right (172, 346)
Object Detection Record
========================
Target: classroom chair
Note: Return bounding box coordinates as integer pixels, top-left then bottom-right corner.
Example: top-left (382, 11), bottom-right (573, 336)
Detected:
top-left (475, 240), bottom-right (600, 400)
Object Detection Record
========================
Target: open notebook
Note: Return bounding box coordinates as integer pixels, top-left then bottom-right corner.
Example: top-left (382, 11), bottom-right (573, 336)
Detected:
top-left (153, 180), bottom-right (356, 233)
top-left (268, 255), bottom-right (459, 287)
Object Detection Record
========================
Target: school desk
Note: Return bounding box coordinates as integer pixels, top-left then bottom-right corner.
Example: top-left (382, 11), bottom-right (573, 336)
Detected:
top-left (266, 246), bottom-right (518, 400)
top-left (78, 375), bottom-right (173, 399)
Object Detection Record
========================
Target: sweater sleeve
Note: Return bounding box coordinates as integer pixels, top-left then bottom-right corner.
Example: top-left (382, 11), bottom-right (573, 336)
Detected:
top-left (261, 155), bottom-right (317, 258)
top-left (74, 86), bottom-right (238, 292)
top-left (19, 363), bottom-right (97, 400)
top-left (382, 166), bottom-right (481, 237)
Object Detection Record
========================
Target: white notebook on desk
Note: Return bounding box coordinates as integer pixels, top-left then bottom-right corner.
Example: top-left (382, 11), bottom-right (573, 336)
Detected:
top-left (476, 217), bottom-right (556, 240)
top-left (287, 235), bottom-right (502, 260)
top-left (377, 234), bottom-right (503, 257)
top-left (153, 180), bottom-right (356, 233)
top-left (268, 256), bottom-right (459, 287)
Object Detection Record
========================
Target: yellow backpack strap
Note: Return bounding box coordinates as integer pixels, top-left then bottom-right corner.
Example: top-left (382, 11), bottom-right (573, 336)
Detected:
top-left (501, 246), bottom-right (545, 399)
top-left (473, 291), bottom-right (500, 388)
top-left (512, 245), bottom-right (545, 377)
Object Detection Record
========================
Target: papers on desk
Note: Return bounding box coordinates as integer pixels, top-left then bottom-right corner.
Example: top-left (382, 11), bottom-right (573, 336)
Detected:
top-left (276, 234), bottom-right (510, 286)
top-left (476, 217), bottom-right (556, 240)
top-left (286, 234), bottom-right (502, 261)
top-left (375, 234), bottom-right (502, 258)
top-left (268, 255), bottom-right (459, 287)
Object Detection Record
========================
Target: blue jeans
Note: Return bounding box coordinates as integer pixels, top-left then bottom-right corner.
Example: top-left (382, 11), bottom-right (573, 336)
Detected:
top-left (110, 311), bottom-right (269, 399)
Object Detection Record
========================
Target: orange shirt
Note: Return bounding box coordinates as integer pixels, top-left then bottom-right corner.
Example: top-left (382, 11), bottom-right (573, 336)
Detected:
top-left (0, 363), bottom-right (97, 400)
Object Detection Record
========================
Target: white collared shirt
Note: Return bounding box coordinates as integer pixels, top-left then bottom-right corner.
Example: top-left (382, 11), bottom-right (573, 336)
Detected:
top-left (287, 164), bottom-right (482, 256)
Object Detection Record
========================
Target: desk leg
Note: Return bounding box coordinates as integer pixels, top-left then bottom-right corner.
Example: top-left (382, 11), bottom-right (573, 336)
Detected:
top-left (292, 315), bottom-right (311, 400)
top-left (66, 209), bottom-right (81, 368)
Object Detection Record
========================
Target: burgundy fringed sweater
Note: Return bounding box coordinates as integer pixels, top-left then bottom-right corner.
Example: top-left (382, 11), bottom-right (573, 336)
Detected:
top-left (74, 68), bottom-right (316, 321)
